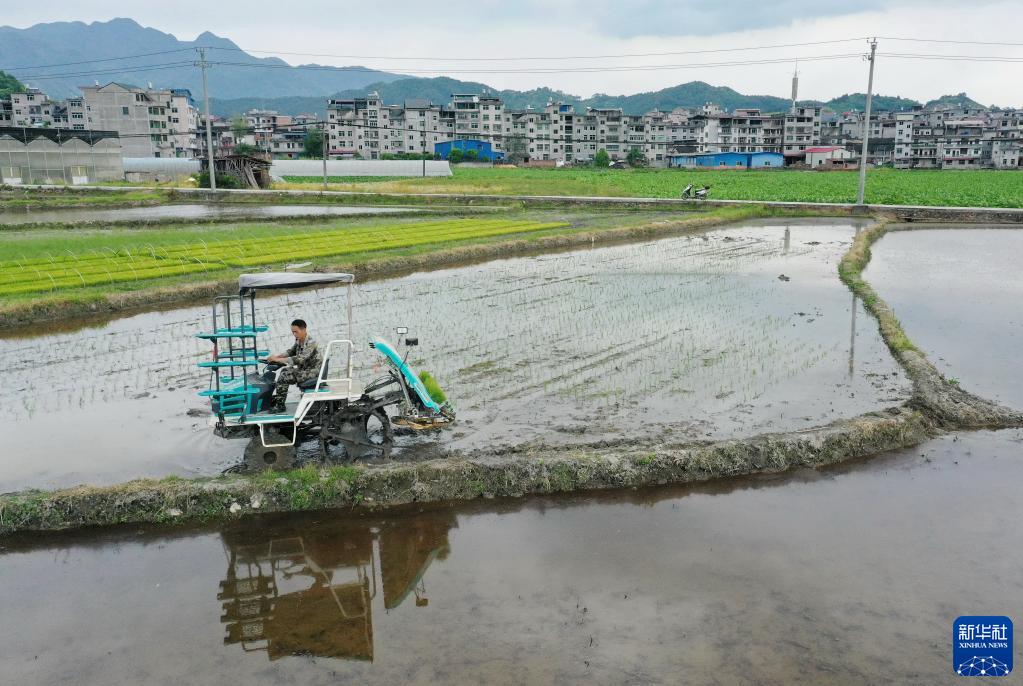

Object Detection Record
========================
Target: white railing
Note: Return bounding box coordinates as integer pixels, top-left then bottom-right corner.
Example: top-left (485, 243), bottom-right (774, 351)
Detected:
top-left (315, 339), bottom-right (355, 394)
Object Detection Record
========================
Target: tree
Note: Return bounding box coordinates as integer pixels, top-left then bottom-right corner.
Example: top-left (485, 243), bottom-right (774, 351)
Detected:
top-left (230, 116), bottom-right (249, 147)
top-left (303, 127), bottom-right (324, 159)
top-left (464, 148), bottom-right (479, 162)
top-left (448, 148), bottom-right (464, 164)
top-left (626, 147), bottom-right (646, 167)
top-left (233, 142), bottom-right (259, 156)
top-left (594, 149), bottom-right (611, 167)
top-left (0, 70), bottom-right (25, 99)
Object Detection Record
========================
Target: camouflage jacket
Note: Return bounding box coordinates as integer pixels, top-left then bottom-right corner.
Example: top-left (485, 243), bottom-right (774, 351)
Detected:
top-left (284, 336), bottom-right (321, 374)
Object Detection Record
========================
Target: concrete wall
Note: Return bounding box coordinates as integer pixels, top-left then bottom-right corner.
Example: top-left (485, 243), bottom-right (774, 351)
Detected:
top-left (271, 159), bottom-right (452, 178)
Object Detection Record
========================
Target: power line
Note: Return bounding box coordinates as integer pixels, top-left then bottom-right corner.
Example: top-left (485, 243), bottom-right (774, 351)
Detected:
top-left (3, 38), bottom-right (869, 72)
top-left (879, 36), bottom-right (1023, 47)
top-left (11, 36), bottom-right (1019, 73)
top-left (11, 52), bottom-right (867, 81)
top-left (9, 48), bottom-right (1021, 82)
top-left (206, 53), bottom-right (863, 76)
top-left (880, 52), bottom-right (1023, 63)
top-left (2, 48), bottom-right (196, 71)
top-left (213, 37), bottom-right (870, 62)
top-left (11, 62), bottom-right (196, 81)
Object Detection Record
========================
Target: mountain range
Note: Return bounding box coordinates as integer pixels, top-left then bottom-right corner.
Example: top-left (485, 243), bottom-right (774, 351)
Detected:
top-left (0, 18), bottom-right (992, 117)
top-left (0, 18), bottom-right (401, 99)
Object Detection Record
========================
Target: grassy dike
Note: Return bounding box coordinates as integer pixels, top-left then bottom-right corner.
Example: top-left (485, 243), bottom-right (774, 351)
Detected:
top-left (3, 216), bottom-right (1022, 535)
top-left (0, 204), bottom-right (834, 328)
top-left (838, 218), bottom-right (1023, 428)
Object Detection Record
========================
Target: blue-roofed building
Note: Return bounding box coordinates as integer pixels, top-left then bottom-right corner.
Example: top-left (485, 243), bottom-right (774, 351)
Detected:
top-left (667, 151), bottom-right (784, 169)
top-left (434, 139), bottom-right (504, 162)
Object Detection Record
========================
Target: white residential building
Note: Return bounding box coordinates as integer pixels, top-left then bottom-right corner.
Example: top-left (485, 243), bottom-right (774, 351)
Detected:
top-left (169, 90), bottom-right (200, 158)
top-left (8, 88), bottom-right (56, 127)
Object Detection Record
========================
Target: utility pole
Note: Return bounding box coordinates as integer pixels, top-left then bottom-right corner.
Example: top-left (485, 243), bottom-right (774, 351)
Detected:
top-left (856, 38), bottom-right (878, 206)
top-left (196, 47), bottom-right (217, 191)
top-left (321, 121), bottom-right (328, 190)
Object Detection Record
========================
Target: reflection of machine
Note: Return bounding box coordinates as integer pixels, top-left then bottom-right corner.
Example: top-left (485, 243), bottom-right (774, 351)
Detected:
top-left (196, 272), bottom-right (454, 469)
top-left (217, 513), bottom-right (455, 662)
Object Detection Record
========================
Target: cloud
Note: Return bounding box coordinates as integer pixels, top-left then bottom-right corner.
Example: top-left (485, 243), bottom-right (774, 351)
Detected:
top-left (466, 0), bottom-right (999, 38)
top-left (3, 1), bottom-right (1020, 107)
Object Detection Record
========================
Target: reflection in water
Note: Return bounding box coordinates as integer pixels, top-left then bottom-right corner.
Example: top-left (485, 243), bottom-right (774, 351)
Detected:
top-left (866, 226), bottom-right (1023, 410)
top-left (218, 513), bottom-right (456, 662)
top-left (5, 431), bottom-right (1023, 684)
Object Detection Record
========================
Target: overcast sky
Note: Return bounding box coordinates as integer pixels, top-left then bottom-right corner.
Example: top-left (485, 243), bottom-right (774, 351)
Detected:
top-left (6, 0), bottom-right (1022, 106)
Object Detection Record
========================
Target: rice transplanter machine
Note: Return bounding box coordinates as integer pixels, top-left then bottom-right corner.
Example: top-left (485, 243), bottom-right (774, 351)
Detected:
top-left (196, 272), bottom-right (454, 470)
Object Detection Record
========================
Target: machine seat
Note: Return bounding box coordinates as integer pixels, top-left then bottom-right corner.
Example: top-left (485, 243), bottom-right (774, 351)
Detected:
top-left (297, 361), bottom-right (328, 391)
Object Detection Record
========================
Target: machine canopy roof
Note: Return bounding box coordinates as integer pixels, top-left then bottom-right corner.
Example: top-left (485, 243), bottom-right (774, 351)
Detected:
top-left (238, 272), bottom-right (355, 293)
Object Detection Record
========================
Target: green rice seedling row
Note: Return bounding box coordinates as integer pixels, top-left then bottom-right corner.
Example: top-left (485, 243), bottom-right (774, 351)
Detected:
top-left (0, 218), bottom-right (569, 296)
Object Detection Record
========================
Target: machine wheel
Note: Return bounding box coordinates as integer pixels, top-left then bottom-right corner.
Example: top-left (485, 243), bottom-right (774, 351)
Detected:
top-left (320, 407), bottom-right (393, 462)
top-left (244, 429), bottom-right (297, 471)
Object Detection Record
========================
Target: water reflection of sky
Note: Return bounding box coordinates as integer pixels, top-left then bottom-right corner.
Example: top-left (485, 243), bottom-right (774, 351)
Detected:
top-left (867, 226), bottom-right (1023, 410)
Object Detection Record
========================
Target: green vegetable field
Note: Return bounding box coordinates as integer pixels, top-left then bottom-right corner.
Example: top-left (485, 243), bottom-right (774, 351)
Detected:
top-left (281, 167), bottom-right (1023, 208)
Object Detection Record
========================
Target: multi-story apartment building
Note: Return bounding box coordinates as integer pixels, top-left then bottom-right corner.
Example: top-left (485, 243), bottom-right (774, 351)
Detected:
top-left (59, 97), bottom-right (89, 130)
top-left (894, 106), bottom-right (1021, 169)
top-left (169, 90), bottom-right (200, 158)
top-left (196, 115), bottom-right (235, 156)
top-left (268, 129), bottom-right (306, 158)
top-left (782, 105), bottom-right (822, 161)
top-left (326, 93), bottom-right (385, 158)
top-left (242, 108), bottom-right (292, 154)
top-left (988, 108), bottom-right (1022, 168)
top-left (80, 83), bottom-right (176, 157)
top-left (451, 94), bottom-right (504, 156)
top-left (328, 93), bottom-right (456, 159)
top-left (320, 89), bottom-right (1023, 169)
top-left (8, 88), bottom-right (56, 127)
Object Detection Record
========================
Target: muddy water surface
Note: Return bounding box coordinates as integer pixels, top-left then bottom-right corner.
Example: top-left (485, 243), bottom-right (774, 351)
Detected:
top-left (2, 429), bottom-right (1020, 685)
top-left (0, 203), bottom-right (422, 226)
top-left (866, 225), bottom-right (1023, 410)
top-left (0, 218), bottom-right (909, 491)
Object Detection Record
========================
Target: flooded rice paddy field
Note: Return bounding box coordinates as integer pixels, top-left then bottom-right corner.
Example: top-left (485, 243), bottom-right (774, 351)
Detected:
top-left (0, 203), bottom-right (425, 226)
top-left (866, 225), bottom-right (1023, 411)
top-left (2, 428), bottom-right (1021, 685)
top-left (0, 218), bottom-right (910, 492)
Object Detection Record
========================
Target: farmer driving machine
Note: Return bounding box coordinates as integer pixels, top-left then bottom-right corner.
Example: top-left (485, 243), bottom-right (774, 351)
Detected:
top-left (196, 272), bottom-right (454, 470)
